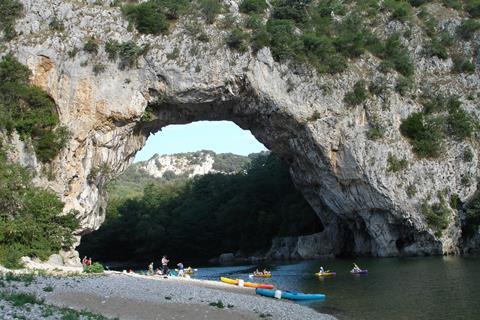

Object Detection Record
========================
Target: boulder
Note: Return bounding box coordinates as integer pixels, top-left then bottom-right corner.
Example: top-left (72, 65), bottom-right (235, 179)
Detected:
top-left (219, 253), bottom-right (235, 263)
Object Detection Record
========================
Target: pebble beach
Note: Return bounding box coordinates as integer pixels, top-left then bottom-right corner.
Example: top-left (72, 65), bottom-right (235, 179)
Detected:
top-left (0, 270), bottom-right (336, 320)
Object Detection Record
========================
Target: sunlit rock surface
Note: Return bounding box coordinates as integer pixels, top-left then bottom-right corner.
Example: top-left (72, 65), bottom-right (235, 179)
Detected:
top-left (3, 0), bottom-right (480, 264)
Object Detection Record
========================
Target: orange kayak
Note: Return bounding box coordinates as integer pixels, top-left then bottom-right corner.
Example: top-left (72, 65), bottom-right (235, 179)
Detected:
top-left (220, 277), bottom-right (274, 289)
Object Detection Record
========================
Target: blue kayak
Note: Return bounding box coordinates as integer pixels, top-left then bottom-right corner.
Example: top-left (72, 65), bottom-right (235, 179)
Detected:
top-left (255, 288), bottom-right (326, 300)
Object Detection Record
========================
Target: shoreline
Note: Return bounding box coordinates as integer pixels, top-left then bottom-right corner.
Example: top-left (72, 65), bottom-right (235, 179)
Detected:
top-left (0, 269), bottom-right (336, 320)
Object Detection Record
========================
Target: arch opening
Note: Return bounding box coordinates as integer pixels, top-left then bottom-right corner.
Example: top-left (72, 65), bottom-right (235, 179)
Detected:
top-left (79, 120), bottom-right (325, 263)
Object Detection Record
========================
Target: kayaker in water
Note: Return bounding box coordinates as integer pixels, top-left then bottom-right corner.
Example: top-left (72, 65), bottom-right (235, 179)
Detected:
top-left (161, 255), bottom-right (169, 275)
top-left (352, 263), bottom-right (361, 272)
top-left (319, 266), bottom-right (325, 274)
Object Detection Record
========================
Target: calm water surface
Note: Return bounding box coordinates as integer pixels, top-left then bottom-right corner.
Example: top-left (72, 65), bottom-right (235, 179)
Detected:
top-left (186, 256), bottom-right (480, 320)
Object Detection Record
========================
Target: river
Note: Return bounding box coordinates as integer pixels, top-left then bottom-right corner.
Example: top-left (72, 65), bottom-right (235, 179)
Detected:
top-left (167, 256), bottom-right (480, 320)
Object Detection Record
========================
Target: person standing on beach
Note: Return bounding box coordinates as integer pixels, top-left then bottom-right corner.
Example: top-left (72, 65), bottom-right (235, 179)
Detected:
top-left (161, 255), bottom-right (169, 275)
top-left (177, 262), bottom-right (184, 277)
top-left (148, 262), bottom-right (154, 276)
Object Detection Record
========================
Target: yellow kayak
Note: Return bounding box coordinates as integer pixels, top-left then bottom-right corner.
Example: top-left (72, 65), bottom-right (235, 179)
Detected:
top-left (252, 273), bottom-right (272, 278)
top-left (220, 277), bottom-right (274, 289)
top-left (315, 271), bottom-right (336, 276)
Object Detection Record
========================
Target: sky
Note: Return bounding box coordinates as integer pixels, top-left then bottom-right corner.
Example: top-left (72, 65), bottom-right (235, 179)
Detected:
top-left (134, 121), bottom-right (268, 162)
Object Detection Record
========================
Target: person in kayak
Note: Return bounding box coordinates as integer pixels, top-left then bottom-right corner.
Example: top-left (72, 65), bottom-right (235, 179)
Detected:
top-left (161, 255), bottom-right (170, 275)
top-left (352, 263), bottom-right (361, 272)
top-left (319, 266), bottom-right (325, 274)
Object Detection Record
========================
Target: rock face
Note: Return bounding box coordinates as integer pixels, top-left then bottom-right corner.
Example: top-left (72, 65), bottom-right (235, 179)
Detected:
top-left (266, 233), bottom-right (336, 260)
top-left (218, 253), bottom-right (235, 264)
top-left (134, 150), bottom-right (250, 179)
top-left (3, 0), bottom-right (480, 263)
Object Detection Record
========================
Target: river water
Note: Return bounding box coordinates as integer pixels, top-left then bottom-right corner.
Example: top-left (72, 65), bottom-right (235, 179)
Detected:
top-left (179, 256), bottom-right (480, 320)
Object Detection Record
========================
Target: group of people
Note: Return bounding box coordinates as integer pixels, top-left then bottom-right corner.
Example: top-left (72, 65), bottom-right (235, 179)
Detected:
top-left (147, 255), bottom-right (189, 277)
top-left (82, 256), bottom-right (92, 268)
top-left (253, 269), bottom-right (271, 276)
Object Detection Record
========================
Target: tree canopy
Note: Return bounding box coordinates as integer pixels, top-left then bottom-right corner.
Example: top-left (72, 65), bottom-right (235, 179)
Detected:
top-left (78, 153), bottom-right (322, 263)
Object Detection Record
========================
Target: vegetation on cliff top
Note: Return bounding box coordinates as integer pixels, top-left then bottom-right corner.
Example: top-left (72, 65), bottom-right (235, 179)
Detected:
top-left (79, 153), bottom-right (322, 262)
top-left (0, 55), bottom-right (70, 163)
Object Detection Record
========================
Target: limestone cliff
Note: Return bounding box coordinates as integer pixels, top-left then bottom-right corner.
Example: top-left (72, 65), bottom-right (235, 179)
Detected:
top-left (134, 150), bottom-right (250, 179)
top-left (3, 0), bottom-right (480, 264)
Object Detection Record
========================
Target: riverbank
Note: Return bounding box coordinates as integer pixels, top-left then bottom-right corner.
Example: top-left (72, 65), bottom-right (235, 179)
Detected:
top-left (0, 270), bottom-right (335, 320)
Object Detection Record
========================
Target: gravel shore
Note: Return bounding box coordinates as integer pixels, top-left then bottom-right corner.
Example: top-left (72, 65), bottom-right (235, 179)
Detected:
top-left (0, 271), bottom-right (336, 320)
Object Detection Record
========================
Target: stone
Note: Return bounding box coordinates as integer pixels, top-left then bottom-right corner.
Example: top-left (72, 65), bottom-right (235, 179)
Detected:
top-left (266, 233), bottom-right (335, 260)
top-left (46, 254), bottom-right (64, 266)
top-left (60, 249), bottom-right (81, 267)
top-left (219, 253), bottom-right (235, 263)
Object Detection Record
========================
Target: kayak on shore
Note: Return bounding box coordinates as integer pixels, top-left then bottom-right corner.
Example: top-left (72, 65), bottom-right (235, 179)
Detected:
top-left (220, 277), bottom-right (275, 289)
top-left (255, 288), bottom-right (326, 301)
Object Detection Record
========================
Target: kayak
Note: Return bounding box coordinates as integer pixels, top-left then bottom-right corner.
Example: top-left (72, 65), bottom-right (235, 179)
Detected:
top-left (252, 273), bottom-right (272, 278)
top-left (175, 268), bottom-right (195, 275)
top-left (255, 288), bottom-right (326, 301)
top-left (315, 271), bottom-right (336, 276)
top-left (220, 277), bottom-right (274, 289)
top-left (351, 269), bottom-right (368, 274)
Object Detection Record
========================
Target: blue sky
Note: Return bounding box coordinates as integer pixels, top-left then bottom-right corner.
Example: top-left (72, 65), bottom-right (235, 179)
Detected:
top-left (134, 121), bottom-right (267, 162)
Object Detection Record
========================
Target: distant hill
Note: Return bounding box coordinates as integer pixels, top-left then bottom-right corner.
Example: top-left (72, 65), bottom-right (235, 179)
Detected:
top-left (136, 150), bottom-right (252, 179)
top-left (108, 150), bottom-right (259, 201)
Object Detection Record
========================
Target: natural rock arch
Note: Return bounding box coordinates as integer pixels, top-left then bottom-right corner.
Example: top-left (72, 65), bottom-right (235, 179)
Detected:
top-left (5, 0), bottom-right (479, 264)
